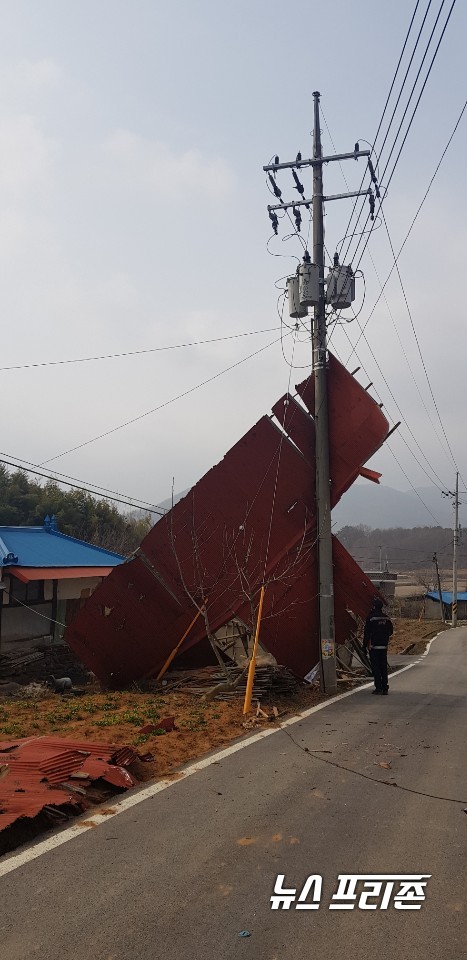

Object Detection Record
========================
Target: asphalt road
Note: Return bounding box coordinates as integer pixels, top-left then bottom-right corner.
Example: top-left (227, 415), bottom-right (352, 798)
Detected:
top-left (1, 628), bottom-right (466, 960)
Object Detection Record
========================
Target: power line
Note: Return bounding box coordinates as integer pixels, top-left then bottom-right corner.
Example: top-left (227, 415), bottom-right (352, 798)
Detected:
top-left (335, 313), bottom-right (449, 493)
top-left (336, 96), bottom-right (467, 494)
top-left (323, 108), bottom-right (454, 485)
top-left (381, 0), bottom-right (457, 196)
top-left (380, 206), bottom-right (461, 473)
top-left (346, 97), bottom-right (467, 358)
top-left (0, 456), bottom-right (165, 516)
top-left (0, 327), bottom-right (280, 373)
top-left (345, 0), bottom-right (458, 275)
top-left (0, 450), bottom-right (166, 513)
top-left (340, 97), bottom-right (467, 491)
top-left (337, 0), bottom-right (430, 263)
top-left (40, 333), bottom-right (289, 465)
top-left (331, 338), bottom-right (446, 524)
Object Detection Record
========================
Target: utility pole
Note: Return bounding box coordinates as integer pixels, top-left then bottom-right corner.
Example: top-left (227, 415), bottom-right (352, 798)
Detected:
top-left (432, 552), bottom-right (445, 623)
top-left (312, 91), bottom-right (336, 695)
top-left (263, 94), bottom-right (373, 694)
top-left (442, 473), bottom-right (460, 626)
top-left (452, 471), bottom-right (459, 626)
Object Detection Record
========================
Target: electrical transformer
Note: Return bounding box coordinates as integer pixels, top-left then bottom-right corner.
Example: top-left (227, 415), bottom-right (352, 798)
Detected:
top-left (325, 264), bottom-right (355, 310)
top-left (298, 260), bottom-right (320, 307)
top-left (287, 275), bottom-right (308, 319)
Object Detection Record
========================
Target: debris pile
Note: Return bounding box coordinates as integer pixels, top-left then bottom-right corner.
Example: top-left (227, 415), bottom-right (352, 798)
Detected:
top-left (149, 663), bottom-right (300, 700)
top-left (0, 735), bottom-right (142, 851)
top-left (0, 639), bottom-right (89, 687)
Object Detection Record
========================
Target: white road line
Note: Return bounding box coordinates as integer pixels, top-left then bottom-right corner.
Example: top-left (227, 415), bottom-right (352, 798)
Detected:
top-left (0, 632), bottom-right (444, 879)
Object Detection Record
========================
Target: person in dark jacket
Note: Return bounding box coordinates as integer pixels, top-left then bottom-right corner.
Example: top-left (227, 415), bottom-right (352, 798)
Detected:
top-left (363, 597), bottom-right (393, 695)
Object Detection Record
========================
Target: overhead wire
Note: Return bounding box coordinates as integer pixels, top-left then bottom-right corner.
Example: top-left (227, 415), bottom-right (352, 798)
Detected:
top-left (0, 450), bottom-right (167, 514)
top-left (380, 205), bottom-right (463, 475)
top-left (341, 97), bottom-right (467, 491)
top-left (321, 111), bottom-right (451, 493)
top-left (336, 0), bottom-right (426, 262)
top-left (343, 0), bottom-right (458, 275)
top-left (330, 337), bottom-right (446, 525)
top-left (0, 455), bottom-right (165, 517)
top-left (38, 334), bottom-right (290, 466)
top-left (0, 327), bottom-right (281, 373)
top-left (346, 97), bottom-right (467, 357)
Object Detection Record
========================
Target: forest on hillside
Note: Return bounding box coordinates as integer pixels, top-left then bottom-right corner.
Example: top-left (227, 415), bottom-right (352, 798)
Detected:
top-left (337, 523), bottom-right (466, 574)
top-left (0, 466), bottom-right (153, 556)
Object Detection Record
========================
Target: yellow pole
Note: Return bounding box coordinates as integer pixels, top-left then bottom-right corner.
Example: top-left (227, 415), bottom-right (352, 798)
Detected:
top-left (243, 585), bottom-right (265, 715)
top-left (155, 604), bottom-right (206, 682)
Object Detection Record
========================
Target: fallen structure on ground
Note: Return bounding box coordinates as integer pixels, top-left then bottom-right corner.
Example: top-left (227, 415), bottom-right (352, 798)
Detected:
top-left (0, 736), bottom-right (139, 842)
top-left (65, 354), bottom-right (389, 686)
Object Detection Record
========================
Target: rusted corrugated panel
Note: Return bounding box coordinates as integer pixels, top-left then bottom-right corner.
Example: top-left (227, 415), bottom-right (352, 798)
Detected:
top-left (67, 416), bottom-right (318, 685)
top-left (296, 353), bottom-right (388, 505)
top-left (0, 737), bottom-right (138, 834)
top-left (66, 353), bottom-right (389, 684)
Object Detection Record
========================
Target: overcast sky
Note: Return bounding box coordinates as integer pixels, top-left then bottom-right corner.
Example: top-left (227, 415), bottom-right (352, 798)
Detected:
top-left (0, 1), bottom-right (465, 525)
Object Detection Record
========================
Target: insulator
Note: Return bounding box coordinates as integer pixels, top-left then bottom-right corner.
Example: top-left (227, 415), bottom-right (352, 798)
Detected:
top-left (268, 208), bottom-right (279, 235)
top-left (292, 170), bottom-right (305, 196)
top-left (268, 174), bottom-right (282, 199)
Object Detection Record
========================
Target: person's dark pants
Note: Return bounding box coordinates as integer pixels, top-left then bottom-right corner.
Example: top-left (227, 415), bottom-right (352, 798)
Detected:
top-left (369, 648), bottom-right (389, 692)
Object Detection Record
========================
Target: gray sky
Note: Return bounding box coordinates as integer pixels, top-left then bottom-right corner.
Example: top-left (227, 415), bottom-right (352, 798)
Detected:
top-left (0, 0), bottom-right (465, 524)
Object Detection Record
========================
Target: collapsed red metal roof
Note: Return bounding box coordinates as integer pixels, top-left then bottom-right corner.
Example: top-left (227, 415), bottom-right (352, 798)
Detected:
top-left (0, 736), bottom-right (137, 834)
top-left (65, 354), bottom-right (389, 685)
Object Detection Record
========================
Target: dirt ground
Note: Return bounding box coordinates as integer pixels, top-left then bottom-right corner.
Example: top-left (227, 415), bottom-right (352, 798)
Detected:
top-left (0, 685), bottom-right (330, 781)
top-left (0, 619), bottom-right (449, 782)
top-left (390, 617), bottom-right (450, 655)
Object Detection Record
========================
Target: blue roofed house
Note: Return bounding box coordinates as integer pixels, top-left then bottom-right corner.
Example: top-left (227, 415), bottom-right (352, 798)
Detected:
top-left (0, 516), bottom-right (124, 652)
top-left (425, 590), bottom-right (467, 621)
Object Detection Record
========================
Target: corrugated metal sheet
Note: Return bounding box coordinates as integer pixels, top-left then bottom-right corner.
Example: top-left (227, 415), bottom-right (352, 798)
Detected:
top-left (0, 737), bottom-right (138, 834)
top-left (426, 591), bottom-right (467, 603)
top-left (65, 353), bottom-right (389, 684)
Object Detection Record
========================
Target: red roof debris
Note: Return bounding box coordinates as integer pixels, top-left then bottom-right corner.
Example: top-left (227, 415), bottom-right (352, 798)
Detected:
top-left (0, 736), bottom-right (138, 834)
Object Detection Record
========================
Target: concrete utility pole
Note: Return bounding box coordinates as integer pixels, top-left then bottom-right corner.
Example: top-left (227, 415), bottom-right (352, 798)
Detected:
top-left (432, 552), bottom-right (445, 623)
top-left (443, 473), bottom-right (460, 626)
top-left (452, 471), bottom-right (459, 627)
top-left (263, 97), bottom-right (372, 694)
top-left (312, 91), bottom-right (336, 695)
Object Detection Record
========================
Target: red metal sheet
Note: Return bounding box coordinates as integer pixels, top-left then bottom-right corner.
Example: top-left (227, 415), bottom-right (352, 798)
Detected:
top-left (0, 737), bottom-right (138, 835)
top-left (65, 353), bottom-right (389, 684)
top-left (271, 394), bottom-right (316, 466)
top-left (296, 353), bottom-right (388, 506)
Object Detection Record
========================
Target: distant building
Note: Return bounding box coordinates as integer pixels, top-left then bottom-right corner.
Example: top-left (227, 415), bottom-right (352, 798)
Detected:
top-left (363, 569), bottom-right (398, 600)
top-left (0, 516), bottom-right (124, 650)
top-left (425, 590), bottom-right (467, 621)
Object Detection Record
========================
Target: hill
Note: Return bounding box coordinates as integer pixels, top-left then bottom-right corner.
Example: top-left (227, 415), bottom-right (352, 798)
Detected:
top-left (332, 483), bottom-right (464, 529)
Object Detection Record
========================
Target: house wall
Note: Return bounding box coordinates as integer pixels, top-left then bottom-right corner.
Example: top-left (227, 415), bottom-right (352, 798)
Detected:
top-left (1, 603), bottom-right (53, 649)
top-left (0, 575), bottom-right (106, 649)
top-left (43, 577), bottom-right (104, 602)
top-left (424, 598), bottom-right (467, 620)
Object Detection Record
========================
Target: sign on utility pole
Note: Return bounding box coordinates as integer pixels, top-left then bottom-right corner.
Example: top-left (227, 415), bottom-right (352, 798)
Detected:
top-left (263, 93), bottom-right (375, 694)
